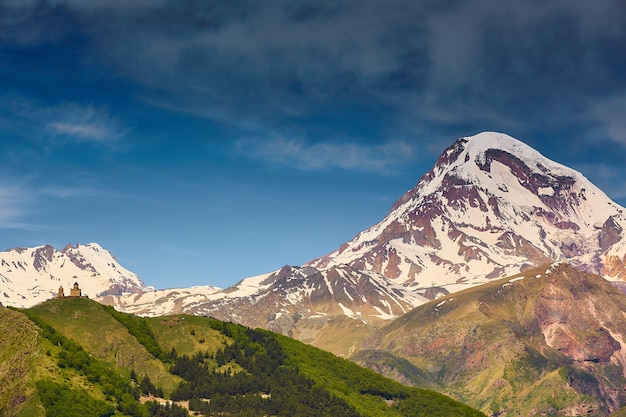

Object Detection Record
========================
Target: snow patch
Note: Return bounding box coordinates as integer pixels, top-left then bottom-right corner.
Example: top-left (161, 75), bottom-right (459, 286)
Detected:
top-left (537, 187), bottom-right (554, 196)
top-left (337, 302), bottom-right (355, 317)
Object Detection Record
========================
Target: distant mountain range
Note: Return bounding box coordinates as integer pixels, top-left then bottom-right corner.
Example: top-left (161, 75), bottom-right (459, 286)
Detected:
top-left (104, 132), bottom-right (626, 348)
top-left (3, 132), bottom-right (626, 351)
top-left (5, 131), bottom-right (626, 416)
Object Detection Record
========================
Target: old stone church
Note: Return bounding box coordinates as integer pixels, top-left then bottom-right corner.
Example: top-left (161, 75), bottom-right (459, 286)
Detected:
top-left (57, 282), bottom-right (85, 298)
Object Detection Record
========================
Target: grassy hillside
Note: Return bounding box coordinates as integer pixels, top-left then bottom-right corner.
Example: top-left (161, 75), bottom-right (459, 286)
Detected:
top-left (0, 307), bottom-right (40, 417)
top-left (277, 333), bottom-right (484, 417)
top-left (146, 314), bottom-right (228, 358)
top-left (28, 298), bottom-right (181, 395)
top-left (2, 298), bottom-right (485, 417)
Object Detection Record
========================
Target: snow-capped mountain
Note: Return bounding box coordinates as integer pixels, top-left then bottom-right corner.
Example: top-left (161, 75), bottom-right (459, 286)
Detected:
top-left (187, 264), bottom-right (426, 330)
top-left (102, 264), bottom-right (427, 353)
top-left (307, 132), bottom-right (626, 294)
top-left (0, 243), bottom-right (148, 308)
top-left (6, 132), bottom-right (626, 356)
top-left (100, 132), bottom-right (626, 354)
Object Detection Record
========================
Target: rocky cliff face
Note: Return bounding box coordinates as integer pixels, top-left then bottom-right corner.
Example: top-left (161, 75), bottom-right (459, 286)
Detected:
top-left (307, 132), bottom-right (626, 297)
top-left (355, 264), bottom-right (626, 416)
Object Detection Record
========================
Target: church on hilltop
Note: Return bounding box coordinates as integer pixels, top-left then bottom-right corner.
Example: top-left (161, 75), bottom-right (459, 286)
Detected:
top-left (57, 282), bottom-right (87, 298)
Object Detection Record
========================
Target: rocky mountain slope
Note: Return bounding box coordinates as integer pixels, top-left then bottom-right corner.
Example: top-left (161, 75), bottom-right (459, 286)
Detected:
top-left (353, 263), bottom-right (626, 416)
top-left (308, 132), bottom-right (626, 295)
top-left (105, 131), bottom-right (626, 353)
top-left (100, 264), bottom-right (427, 355)
top-left (0, 243), bottom-right (148, 308)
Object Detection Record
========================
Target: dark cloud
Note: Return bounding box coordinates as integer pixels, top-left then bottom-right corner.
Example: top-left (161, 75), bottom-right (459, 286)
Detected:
top-left (4, 0), bottom-right (626, 153)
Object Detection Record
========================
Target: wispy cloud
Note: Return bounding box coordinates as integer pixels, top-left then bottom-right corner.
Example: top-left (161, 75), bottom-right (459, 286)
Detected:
top-left (44, 103), bottom-right (126, 143)
top-left (81, 0), bottom-right (625, 148)
top-left (47, 122), bottom-right (113, 142)
top-left (39, 185), bottom-right (101, 199)
top-left (0, 168), bottom-right (109, 231)
top-left (1, 96), bottom-right (127, 145)
top-left (235, 137), bottom-right (414, 172)
top-left (0, 185), bottom-right (24, 221)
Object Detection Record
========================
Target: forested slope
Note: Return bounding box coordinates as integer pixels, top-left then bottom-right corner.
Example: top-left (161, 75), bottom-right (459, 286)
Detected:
top-left (1, 298), bottom-right (484, 417)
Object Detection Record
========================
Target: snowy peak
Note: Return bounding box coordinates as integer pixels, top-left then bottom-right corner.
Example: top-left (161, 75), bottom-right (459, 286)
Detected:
top-left (399, 132), bottom-right (606, 219)
top-left (175, 263), bottom-right (425, 325)
top-left (102, 263), bottom-right (427, 353)
top-left (308, 132), bottom-right (626, 295)
top-left (0, 242), bottom-right (148, 308)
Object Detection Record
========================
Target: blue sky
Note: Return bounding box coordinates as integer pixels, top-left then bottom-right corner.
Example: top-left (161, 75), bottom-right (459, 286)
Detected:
top-left (2, 0), bottom-right (626, 289)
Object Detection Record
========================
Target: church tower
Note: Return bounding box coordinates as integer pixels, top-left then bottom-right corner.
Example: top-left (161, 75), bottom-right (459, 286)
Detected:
top-left (70, 282), bottom-right (82, 297)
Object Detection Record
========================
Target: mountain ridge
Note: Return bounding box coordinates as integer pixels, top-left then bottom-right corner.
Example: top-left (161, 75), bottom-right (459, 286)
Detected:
top-left (97, 132), bottom-right (626, 356)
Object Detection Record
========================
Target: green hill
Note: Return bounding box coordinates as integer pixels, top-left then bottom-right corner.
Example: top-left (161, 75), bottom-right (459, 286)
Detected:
top-left (1, 297), bottom-right (484, 417)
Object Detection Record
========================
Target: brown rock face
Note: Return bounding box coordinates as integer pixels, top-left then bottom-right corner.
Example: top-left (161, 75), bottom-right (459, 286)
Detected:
top-left (604, 254), bottom-right (626, 280)
top-left (33, 244), bottom-right (55, 271)
top-left (535, 282), bottom-right (621, 363)
top-left (61, 247), bottom-right (97, 273)
top-left (599, 216), bottom-right (623, 252)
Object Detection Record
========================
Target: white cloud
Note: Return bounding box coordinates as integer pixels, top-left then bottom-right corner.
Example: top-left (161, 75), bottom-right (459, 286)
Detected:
top-left (0, 186), bottom-right (23, 220)
top-left (47, 122), bottom-right (112, 141)
top-left (0, 178), bottom-right (112, 232)
top-left (39, 185), bottom-right (100, 199)
top-left (44, 103), bottom-right (126, 143)
top-left (1, 95), bottom-right (127, 144)
top-left (235, 137), bottom-right (415, 172)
